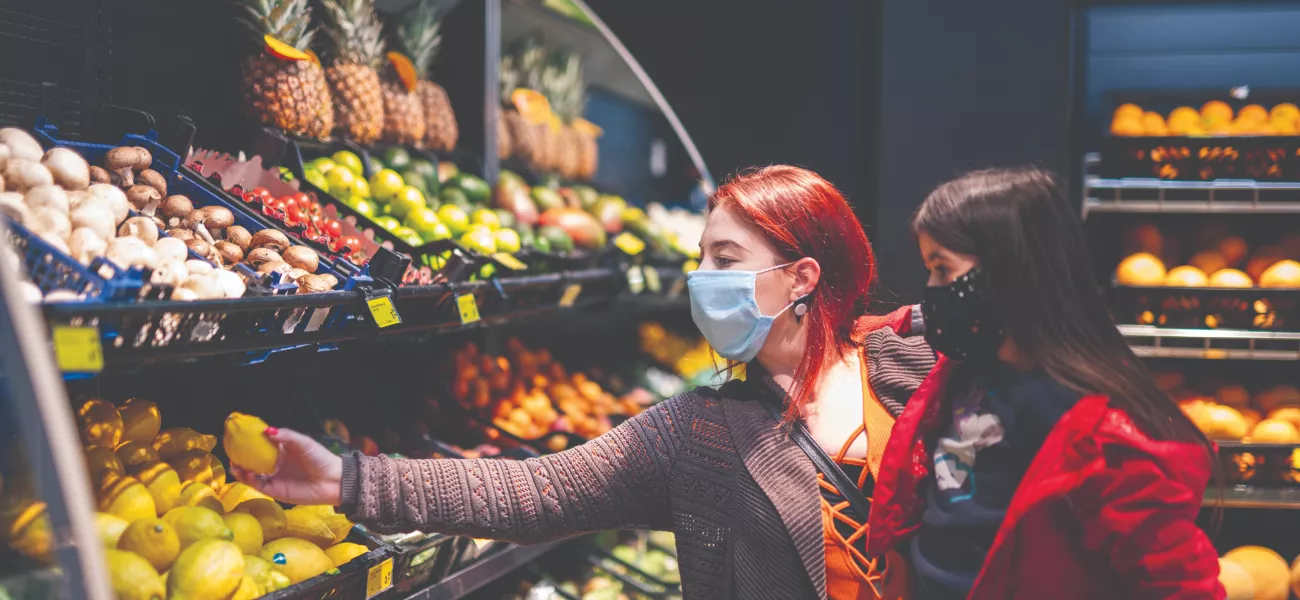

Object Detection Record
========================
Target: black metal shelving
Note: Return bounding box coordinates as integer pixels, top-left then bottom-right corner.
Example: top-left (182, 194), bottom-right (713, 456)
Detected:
top-left (403, 541), bottom-right (567, 600)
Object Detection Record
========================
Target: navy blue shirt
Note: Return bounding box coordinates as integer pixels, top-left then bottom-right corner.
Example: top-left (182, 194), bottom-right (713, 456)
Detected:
top-left (910, 365), bottom-right (1081, 599)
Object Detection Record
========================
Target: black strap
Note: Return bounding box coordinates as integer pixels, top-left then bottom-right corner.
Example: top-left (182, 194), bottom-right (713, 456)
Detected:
top-left (752, 384), bottom-right (875, 523)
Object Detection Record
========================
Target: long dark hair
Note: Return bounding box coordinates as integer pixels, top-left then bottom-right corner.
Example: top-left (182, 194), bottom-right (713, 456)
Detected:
top-left (911, 167), bottom-right (1213, 456)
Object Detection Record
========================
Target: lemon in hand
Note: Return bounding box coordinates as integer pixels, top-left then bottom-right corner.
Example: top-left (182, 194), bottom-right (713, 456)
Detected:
top-left (223, 413), bottom-right (279, 476)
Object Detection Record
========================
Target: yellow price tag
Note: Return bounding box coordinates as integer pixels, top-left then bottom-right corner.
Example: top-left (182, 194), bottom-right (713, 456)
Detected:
top-left (365, 558), bottom-right (393, 599)
top-left (366, 296), bottom-right (402, 328)
top-left (53, 325), bottom-right (103, 373)
top-left (558, 283), bottom-right (583, 307)
top-left (491, 253), bottom-right (528, 271)
top-left (614, 232), bottom-right (646, 256)
top-left (643, 266), bottom-right (662, 293)
top-left (457, 293), bottom-right (481, 324)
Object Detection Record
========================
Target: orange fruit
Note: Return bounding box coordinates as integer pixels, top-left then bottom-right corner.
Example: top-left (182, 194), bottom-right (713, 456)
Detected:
top-left (1218, 236), bottom-right (1249, 267)
top-left (1251, 419), bottom-right (1299, 443)
top-left (1168, 106), bottom-right (1200, 134)
top-left (1217, 384), bottom-right (1251, 408)
top-left (1273, 118), bottom-right (1299, 135)
top-left (1259, 259), bottom-right (1300, 288)
top-left (1208, 120), bottom-right (1234, 135)
top-left (1116, 253), bottom-right (1166, 286)
top-left (1239, 104), bottom-right (1269, 124)
top-left (1271, 103), bottom-right (1300, 123)
top-left (1208, 269), bottom-right (1253, 288)
top-left (386, 51), bottom-right (418, 93)
top-left (1114, 103), bottom-right (1144, 122)
top-left (1224, 546), bottom-right (1289, 600)
top-left (1221, 558), bottom-right (1255, 600)
top-left (1141, 112), bottom-right (1168, 136)
top-left (1266, 407), bottom-right (1300, 432)
top-left (1110, 117), bottom-right (1144, 137)
top-left (1232, 119), bottom-right (1261, 135)
top-left (1201, 100), bottom-right (1234, 125)
top-left (1199, 404), bottom-right (1248, 440)
top-left (1164, 265), bottom-right (1207, 287)
top-left (1246, 246), bottom-right (1288, 281)
top-left (1257, 123), bottom-right (1279, 136)
top-left (264, 35), bottom-right (310, 62)
top-left (1189, 250), bottom-right (1228, 276)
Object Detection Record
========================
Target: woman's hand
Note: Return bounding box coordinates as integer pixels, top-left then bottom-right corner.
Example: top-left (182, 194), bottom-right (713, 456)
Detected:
top-left (230, 427), bottom-right (344, 507)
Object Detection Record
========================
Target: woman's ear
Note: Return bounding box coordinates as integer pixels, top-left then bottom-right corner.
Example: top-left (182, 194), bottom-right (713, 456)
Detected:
top-left (789, 257), bottom-right (821, 301)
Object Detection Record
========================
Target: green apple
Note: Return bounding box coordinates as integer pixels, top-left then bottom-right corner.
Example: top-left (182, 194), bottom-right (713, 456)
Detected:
top-left (352, 198), bottom-right (376, 218)
top-left (494, 228), bottom-right (522, 254)
top-left (460, 225), bottom-right (498, 255)
top-left (370, 169), bottom-right (405, 201)
top-left (307, 157), bottom-right (337, 173)
top-left (351, 176), bottom-right (371, 199)
top-left (470, 208), bottom-right (500, 231)
top-left (422, 222), bottom-right (451, 243)
top-left (393, 226), bottom-right (423, 246)
top-left (331, 150), bottom-right (364, 176)
top-left (404, 207), bottom-right (443, 240)
top-left (304, 168), bottom-right (328, 190)
top-left (436, 204), bottom-right (470, 237)
top-left (388, 185), bottom-right (427, 220)
top-left (326, 167), bottom-right (357, 198)
top-left (374, 216), bottom-right (402, 232)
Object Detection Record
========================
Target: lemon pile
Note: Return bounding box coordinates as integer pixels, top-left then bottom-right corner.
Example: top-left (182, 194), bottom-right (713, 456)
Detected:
top-left (71, 399), bottom-right (368, 600)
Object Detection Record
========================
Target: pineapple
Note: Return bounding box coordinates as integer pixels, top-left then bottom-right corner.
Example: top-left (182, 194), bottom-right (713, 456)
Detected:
top-left (500, 38), bottom-right (547, 167)
top-left (379, 59), bottom-right (426, 145)
top-left (397, 1), bottom-right (459, 152)
top-left (545, 50), bottom-right (586, 179)
top-left (236, 0), bottom-right (334, 139)
top-left (318, 0), bottom-right (386, 144)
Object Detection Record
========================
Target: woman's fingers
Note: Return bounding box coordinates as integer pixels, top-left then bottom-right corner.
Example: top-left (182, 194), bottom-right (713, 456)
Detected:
top-left (266, 427), bottom-right (316, 451)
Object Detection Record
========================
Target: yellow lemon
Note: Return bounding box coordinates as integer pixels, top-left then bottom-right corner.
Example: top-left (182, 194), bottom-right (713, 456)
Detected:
top-left (224, 511), bottom-right (265, 555)
top-left (234, 498), bottom-right (288, 542)
top-left (177, 481), bottom-right (224, 514)
top-left (163, 506), bottom-right (234, 548)
top-left (243, 555), bottom-right (291, 594)
top-left (118, 518), bottom-right (180, 572)
top-left (115, 441), bottom-right (160, 474)
top-left (98, 475), bottom-right (157, 523)
top-left (324, 542), bottom-right (369, 567)
top-left (168, 450), bottom-right (225, 489)
top-left (136, 462), bottom-right (181, 515)
top-left (230, 575), bottom-right (261, 600)
top-left (219, 482), bottom-right (270, 513)
top-left (294, 505), bottom-right (353, 543)
top-left (223, 413), bottom-right (280, 475)
top-left (84, 445), bottom-right (125, 486)
top-left (118, 398), bottom-right (161, 445)
top-left (1224, 545), bottom-right (1289, 600)
top-left (1116, 253), bottom-right (1166, 286)
top-left (3, 500), bottom-right (53, 562)
top-left (168, 539), bottom-right (244, 600)
top-left (1222, 557), bottom-right (1254, 600)
top-left (94, 512), bottom-right (129, 548)
top-left (1208, 268), bottom-right (1253, 288)
top-left (260, 537), bottom-right (333, 584)
top-left (78, 398), bottom-right (124, 448)
top-left (1251, 419), bottom-right (1300, 444)
top-left (105, 549), bottom-right (165, 600)
top-left (153, 428), bottom-right (218, 461)
top-left (283, 507), bottom-right (336, 547)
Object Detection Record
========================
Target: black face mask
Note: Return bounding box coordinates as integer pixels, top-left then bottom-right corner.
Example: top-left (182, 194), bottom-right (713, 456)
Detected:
top-left (921, 267), bottom-right (1003, 363)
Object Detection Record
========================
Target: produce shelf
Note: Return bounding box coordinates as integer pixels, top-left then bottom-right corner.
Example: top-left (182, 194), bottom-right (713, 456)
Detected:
top-left (1205, 487), bottom-right (1300, 510)
top-left (1119, 325), bottom-right (1300, 361)
top-left (1084, 177), bottom-right (1300, 216)
top-left (401, 540), bottom-right (566, 600)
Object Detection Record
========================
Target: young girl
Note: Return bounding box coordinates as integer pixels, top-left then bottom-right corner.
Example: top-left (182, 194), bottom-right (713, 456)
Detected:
top-left (867, 167), bottom-right (1223, 599)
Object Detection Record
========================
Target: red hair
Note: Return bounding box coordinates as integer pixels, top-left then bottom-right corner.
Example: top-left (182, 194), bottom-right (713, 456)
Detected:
top-left (709, 166), bottom-right (877, 419)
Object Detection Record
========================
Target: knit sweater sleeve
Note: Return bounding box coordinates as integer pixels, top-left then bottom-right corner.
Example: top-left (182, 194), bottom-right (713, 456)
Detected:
top-left (345, 395), bottom-right (685, 544)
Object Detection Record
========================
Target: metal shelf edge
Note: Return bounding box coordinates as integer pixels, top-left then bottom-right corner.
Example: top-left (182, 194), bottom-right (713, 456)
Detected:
top-left (403, 540), bottom-right (564, 600)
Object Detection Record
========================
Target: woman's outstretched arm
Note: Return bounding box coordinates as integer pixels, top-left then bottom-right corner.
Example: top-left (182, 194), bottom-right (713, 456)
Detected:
top-left (234, 398), bottom-right (683, 545)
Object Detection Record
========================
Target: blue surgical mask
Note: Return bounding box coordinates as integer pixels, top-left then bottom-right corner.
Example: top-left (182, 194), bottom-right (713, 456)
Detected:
top-left (687, 262), bottom-right (807, 363)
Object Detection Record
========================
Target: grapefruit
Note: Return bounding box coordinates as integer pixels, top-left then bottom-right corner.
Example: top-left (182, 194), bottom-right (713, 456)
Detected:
top-left (1250, 419), bottom-right (1299, 444)
top-left (1208, 269), bottom-right (1253, 288)
top-left (1164, 265), bottom-right (1207, 287)
top-left (1220, 558), bottom-right (1255, 600)
top-left (1116, 253), bottom-right (1166, 286)
top-left (1259, 259), bottom-right (1300, 288)
top-left (1223, 546), bottom-right (1289, 600)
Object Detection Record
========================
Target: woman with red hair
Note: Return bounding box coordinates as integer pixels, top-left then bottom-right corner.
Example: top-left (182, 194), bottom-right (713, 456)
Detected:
top-left (235, 166), bottom-right (933, 599)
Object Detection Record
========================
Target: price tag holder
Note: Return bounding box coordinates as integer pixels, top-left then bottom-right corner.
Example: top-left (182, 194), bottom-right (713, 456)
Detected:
top-left (626, 265), bottom-right (645, 295)
top-left (491, 253), bottom-right (528, 271)
top-left (613, 232), bottom-right (646, 256)
top-left (558, 283), bottom-right (583, 307)
top-left (366, 296), bottom-right (402, 328)
top-left (365, 558), bottom-right (393, 599)
top-left (457, 293), bottom-right (481, 324)
top-left (643, 266), bottom-right (662, 294)
top-left (53, 325), bottom-right (103, 373)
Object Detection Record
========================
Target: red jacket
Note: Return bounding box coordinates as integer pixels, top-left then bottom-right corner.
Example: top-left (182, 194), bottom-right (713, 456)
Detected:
top-left (867, 357), bottom-right (1224, 600)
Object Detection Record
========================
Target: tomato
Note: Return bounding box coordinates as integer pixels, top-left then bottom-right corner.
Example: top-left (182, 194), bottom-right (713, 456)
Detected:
top-left (291, 192), bottom-right (312, 210)
top-left (324, 219), bottom-right (343, 239)
top-left (251, 187), bottom-right (271, 200)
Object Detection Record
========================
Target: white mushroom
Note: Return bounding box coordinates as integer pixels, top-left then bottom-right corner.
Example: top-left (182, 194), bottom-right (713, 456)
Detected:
top-left (87, 184), bottom-right (129, 224)
top-left (19, 281), bottom-right (42, 304)
top-left (0, 145), bottom-right (11, 172)
top-left (150, 260), bottom-right (189, 288)
top-left (28, 206), bottom-right (70, 240)
top-left (43, 289), bottom-right (81, 303)
top-left (170, 287), bottom-right (198, 301)
top-left (180, 273), bottom-right (223, 299)
top-left (212, 270), bottom-right (246, 298)
top-left (183, 259), bottom-right (214, 276)
top-left (0, 129), bottom-right (43, 161)
top-left (106, 236), bottom-right (157, 270)
top-left (40, 233), bottom-right (70, 255)
top-left (68, 228), bottom-right (108, 265)
top-left (24, 184), bottom-right (68, 215)
top-left (117, 217), bottom-right (159, 246)
top-left (41, 148), bottom-right (89, 191)
top-left (0, 191), bottom-right (29, 224)
top-left (153, 237), bottom-right (188, 263)
top-left (5, 159), bottom-right (53, 192)
top-left (70, 203), bottom-right (115, 241)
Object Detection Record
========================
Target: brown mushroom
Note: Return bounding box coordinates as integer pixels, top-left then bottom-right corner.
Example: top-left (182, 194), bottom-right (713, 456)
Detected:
top-left (166, 228), bottom-right (195, 242)
top-left (285, 268), bottom-right (310, 282)
top-left (320, 274), bottom-right (339, 288)
top-left (126, 185), bottom-right (162, 216)
top-left (183, 207), bottom-right (214, 243)
top-left (118, 216), bottom-right (159, 246)
top-left (295, 274), bottom-right (335, 293)
top-left (138, 169), bottom-right (167, 196)
top-left (225, 225), bottom-right (252, 251)
top-left (202, 206), bottom-right (234, 236)
top-left (104, 147), bottom-right (141, 187)
top-left (161, 195), bottom-right (193, 221)
top-left (248, 229), bottom-right (290, 253)
top-left (213, 241), bottom-right (244, 266)
top-left (245, 247), bottom-right (282, 268)
top-left (185, 238), bottom-right (211, 258)
top-left (88, 166), bottom-right (112, 185)
top-left (133, 147), bottom-right (152, 172)
top-left (257, 260), bottom-right (292, 277)
top-left (281, 246), bottom-right (319, 274)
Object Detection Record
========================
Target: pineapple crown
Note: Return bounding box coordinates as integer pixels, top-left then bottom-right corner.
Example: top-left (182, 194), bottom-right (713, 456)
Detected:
top-left (396, 0), bottom-right (442, 74)
top-left (318, 0), bottom-right (385, 66)
top-left (235, 0), bottom-right (316, 50)
top-left (542, 49), bottom-right (585, 122)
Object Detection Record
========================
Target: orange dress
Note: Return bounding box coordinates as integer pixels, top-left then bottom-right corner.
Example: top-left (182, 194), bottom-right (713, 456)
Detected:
top-left (820, 349), bottom-right (910, 599)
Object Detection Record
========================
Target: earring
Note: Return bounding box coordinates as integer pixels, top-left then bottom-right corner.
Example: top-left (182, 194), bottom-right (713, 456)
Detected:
top-left (793, 301), bottom-right (808, 323)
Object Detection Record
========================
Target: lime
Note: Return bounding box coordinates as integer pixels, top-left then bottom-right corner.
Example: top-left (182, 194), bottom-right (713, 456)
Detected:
top-left (370, 169), bottom-right (405, 201)
top-left (403, 207), bottom-right (443, 240)
top-left (440, 188), bottom-right (471, 211)
top-left (381, 147), bottom-right (411, 170)
top-left (331, 151), bottom-right (364, 176)
top-left (460, 226), bottom-right (497, 255)
top-left (352, 198), bottom-right (376, 218)
top-left (436, 204), bottom-right (470, 237)
top-left (326, 167), bottom-right (357, 199)
top-left (400, 170), bottom-right (429, 196)
top-left (304, 168), bottom-right (328, 190)
top-left (410, 159), bottom-right (437, 180)
top-left (373, 216), bottom-right (402, 232)
top-left (470, 208), bottom-right (501, 231)
top-left (495, 228), bottom-right (522, 254)
top-left (393, 226), bottom-right (424, 247)
top-left (478, 263), bottom-right (496, 279)
top-left (306, 157), bottom-right (336, 174)
top-left (351, 176), bottom-right (371, 199)
top-left (423, 221), bottom-right (451, 243)
top-left (388, 185), bottom-right (426, 220)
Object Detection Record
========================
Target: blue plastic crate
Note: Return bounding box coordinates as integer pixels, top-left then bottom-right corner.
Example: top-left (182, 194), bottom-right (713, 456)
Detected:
top-left (4, 220), bottom-right (149, 301)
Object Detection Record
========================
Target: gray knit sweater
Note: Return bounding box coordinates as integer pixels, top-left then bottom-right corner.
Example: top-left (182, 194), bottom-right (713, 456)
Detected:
top-left (343, 326), bottom-right (934, 599)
